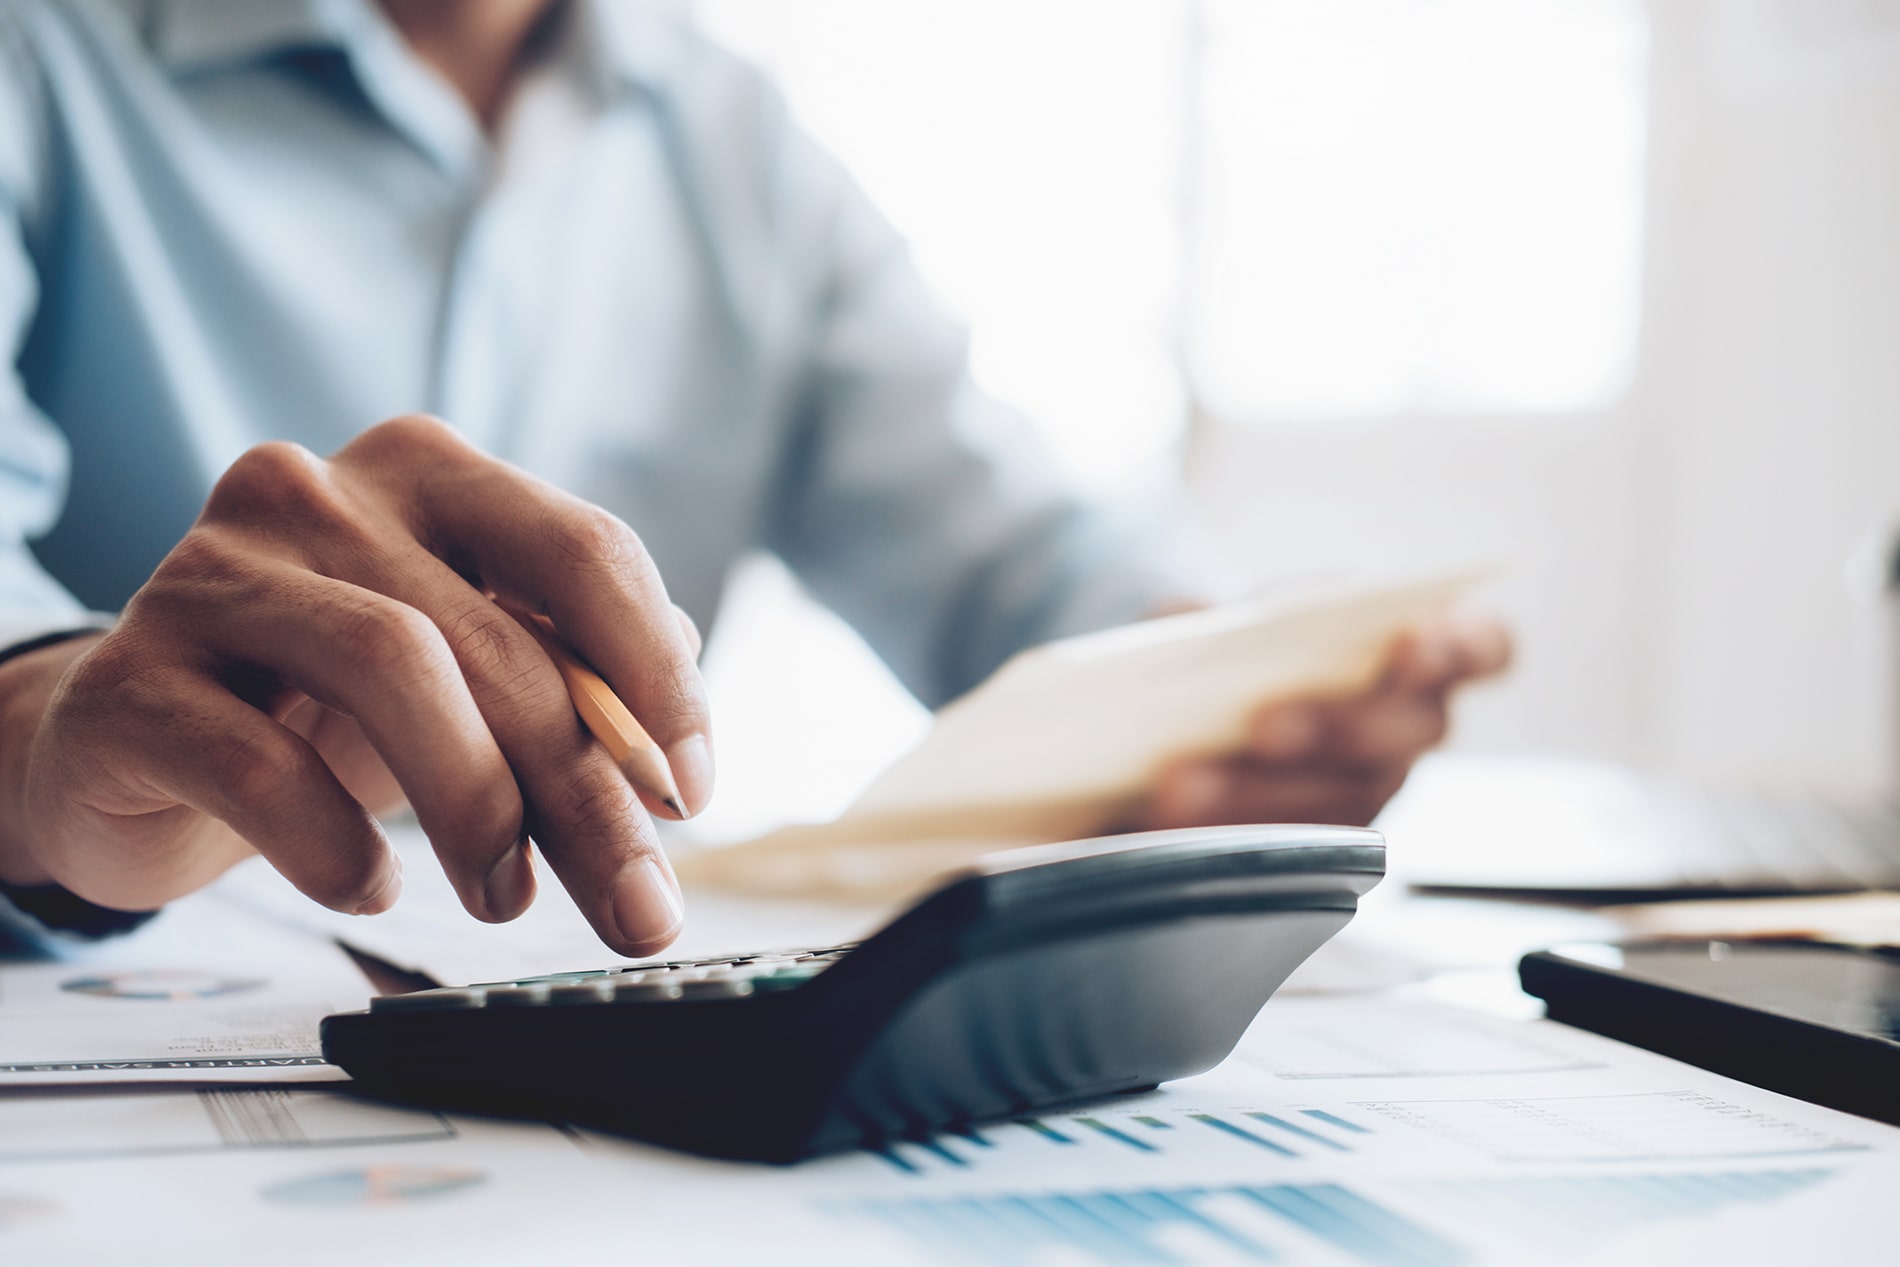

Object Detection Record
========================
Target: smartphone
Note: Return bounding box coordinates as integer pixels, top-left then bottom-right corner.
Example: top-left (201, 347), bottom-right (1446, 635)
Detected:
top-left (1520, 939), bottom-right (1900, 1124)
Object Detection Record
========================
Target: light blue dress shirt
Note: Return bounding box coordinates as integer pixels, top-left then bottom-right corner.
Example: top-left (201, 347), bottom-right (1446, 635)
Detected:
top-left (0, 0), bottom-right (1194, 717)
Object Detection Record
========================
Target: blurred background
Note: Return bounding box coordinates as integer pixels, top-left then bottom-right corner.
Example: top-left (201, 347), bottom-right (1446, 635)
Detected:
top-left (678, 0), bottom-right (1900, 839)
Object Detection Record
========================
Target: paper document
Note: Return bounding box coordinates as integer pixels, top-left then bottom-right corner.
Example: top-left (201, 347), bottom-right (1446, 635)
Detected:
top-left (681, 571), bottom-right (1479, 900)
top-left (2, 993), bottom-right (1894, 1265)
top-left (0, 1090), bottom-right (641, 1267)
top-left (0, 1086), bottom-right (454, 1165)
top-left (567, 992), bottom-right (1899, 1266)
top-left (0, 892), bottom-right (369, 1085)
top-left (1608, 890), bottom-right (1900, 948)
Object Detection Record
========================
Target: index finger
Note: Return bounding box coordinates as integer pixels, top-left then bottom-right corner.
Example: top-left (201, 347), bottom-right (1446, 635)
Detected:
top-left (335, 418), bottom-right (715, 815)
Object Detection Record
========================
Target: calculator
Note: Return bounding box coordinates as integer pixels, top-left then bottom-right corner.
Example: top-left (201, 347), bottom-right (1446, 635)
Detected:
top-left (321, 824), bottom-right (1383, 1162)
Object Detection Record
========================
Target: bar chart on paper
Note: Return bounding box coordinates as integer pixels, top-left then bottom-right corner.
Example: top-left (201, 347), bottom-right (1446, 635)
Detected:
top-left (850, 1168), bottom-right (1839, 1266)
top-left (871, 1107), bottom-right (1374, 1173)
top-left (836, 1095), bottom-right (1862, 1266)
top-left (854, 1107), bottom-right (1451, 1265)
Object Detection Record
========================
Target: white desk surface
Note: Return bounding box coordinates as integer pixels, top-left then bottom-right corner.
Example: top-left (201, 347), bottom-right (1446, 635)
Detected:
top-left (2, 838), bottom-right (1894, 1267)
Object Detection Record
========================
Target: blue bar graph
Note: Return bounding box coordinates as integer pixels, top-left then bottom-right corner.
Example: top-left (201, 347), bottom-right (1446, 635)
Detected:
top-left (853, 1182), bottom-right (1464, 1266)
top-left (1076, 1117), bottom-right (1161, 1153)
top-left (852, 1170), bottom-right (1837, 1266)
top-left (1190, 1112), bottom-right (1299, 1157)
top-left (887, 1107), bottom-right (1376, 1171)
top-left (1301, 1109), bottom-right (1373, 1135)
top-left (1014, 1118), bottom-right (1077, 1145)
top-left (1246, 1111), bottom-right (1354, 1152)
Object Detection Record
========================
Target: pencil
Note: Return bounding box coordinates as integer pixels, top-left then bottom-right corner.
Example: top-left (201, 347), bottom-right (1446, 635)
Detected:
top-left (501, 604), bottom-right (688, 819)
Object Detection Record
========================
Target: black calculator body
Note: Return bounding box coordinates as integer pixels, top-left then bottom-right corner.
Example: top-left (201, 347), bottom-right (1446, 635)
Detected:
top-left (322, 824), bottom-right (1383, 1162)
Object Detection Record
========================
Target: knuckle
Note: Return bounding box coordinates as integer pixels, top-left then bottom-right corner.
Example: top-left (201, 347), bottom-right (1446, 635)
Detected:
top-left (213, 729), bottom-right (306, 811)
top-left (205, 442), bottom-right (331, 523)
top-left (552, 509), bottom-right (650, 581)
top-left (129, 548), bottom-right (256, 643)
top-left (638, 673), bottom-right (709, 740)
top-left (554, 767), bottom-right (640, 843)
top-left (327, 594), bottom-right (449, 682)
top-left (346, 414), bottom-right (464, 464)
top-left (466, 776), bottom-right (526, 852)
top-left (143, 527), bottom-right (250, 598)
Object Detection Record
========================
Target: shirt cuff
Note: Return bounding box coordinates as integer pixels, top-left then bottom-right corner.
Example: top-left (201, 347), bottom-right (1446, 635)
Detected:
top-left (0, 881), bottom-right (160, 946)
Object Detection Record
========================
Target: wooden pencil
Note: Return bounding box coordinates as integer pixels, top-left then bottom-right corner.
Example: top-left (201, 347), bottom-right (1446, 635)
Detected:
top-left (502, 604), bottom-right (687, 818)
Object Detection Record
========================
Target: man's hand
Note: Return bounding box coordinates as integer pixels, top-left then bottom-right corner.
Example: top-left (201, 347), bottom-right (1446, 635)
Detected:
top-left (0, 416), bottom-right (710, 956)
top-left (1138, 613), bottom-right (1510, 830)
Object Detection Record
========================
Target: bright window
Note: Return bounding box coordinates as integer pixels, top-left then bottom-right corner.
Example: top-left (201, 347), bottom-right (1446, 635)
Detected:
top-left (694, 0), bottom-right (1187, 492)
top-left (696, 0), bottom-right (1648, 434)
top-left (1190, 0), bottom-right (1649, 420)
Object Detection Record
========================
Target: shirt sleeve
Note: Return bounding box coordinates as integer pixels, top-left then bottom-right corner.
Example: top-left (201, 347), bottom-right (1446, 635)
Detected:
top-left (0, 11), bottom-right (91, 642)
top-left (0, 15), bottom-right (142, 948)
top-left (737, 86), bottom-right (1213, 708)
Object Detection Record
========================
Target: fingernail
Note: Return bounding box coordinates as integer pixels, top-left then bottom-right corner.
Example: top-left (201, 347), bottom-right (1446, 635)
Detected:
top-left (1255, 707), bottom-right (1317, 758)
top-left (613, 857), bottom-right (685, 953)
top-left (666, 734), bottom-right (715, 818)
top-left (355, 855), bottom-right (403, 915)
top-left (482, 844), bottom-right (535, 922)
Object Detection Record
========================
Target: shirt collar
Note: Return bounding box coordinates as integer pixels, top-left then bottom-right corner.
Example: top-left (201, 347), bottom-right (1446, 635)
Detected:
top-left (576, 0), bottom-right (685, 98)
top-left (147, 0), bottom-right (684, 93)
top-left (146, 0), bottom-right (372, 73)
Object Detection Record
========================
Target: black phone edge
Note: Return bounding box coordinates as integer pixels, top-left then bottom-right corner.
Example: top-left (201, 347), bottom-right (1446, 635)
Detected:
top-left (1518, 945), bottom-right (1900, 1127)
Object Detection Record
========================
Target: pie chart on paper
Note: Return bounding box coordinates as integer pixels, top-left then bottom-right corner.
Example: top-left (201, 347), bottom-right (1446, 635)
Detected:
top-left (59, 970), bottom-right (269, 1001)
top-left (260, 1165), bottom-right (488, 1208)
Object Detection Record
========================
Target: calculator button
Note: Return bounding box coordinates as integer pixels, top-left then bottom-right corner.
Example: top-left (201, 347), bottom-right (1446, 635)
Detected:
top-left (613, 979), bottom-right (684, 1003)
top-left (371, 989), bottom-right (484, 1012)
top-left (546, 981), bottom-right (616, 1005)
top-left (483, 985), bottom-right (551, 1008)
top-left (675, 977), bottom-right (755, 1001)
top-left (749, 964), bottom-right (827, 993)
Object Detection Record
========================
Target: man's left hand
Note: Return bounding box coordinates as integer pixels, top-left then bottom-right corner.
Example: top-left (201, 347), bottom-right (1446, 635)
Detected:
top-left (1138, 613), bottom-right (1511, 830)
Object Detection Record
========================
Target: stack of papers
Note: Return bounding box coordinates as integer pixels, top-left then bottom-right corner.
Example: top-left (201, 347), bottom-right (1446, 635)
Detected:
top-left (4, 987), bottom-right (1893, 1265)
top-left (0, 892), bottom-right (368, 1086)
